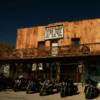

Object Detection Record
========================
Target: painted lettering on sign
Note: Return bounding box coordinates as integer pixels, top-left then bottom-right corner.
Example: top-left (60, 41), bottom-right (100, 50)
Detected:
top-left (45, 25), bottom-right (63, 40)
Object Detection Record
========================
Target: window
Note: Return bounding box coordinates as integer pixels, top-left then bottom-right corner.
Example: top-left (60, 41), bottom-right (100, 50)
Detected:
top-left (38, 41), bottom-right (45, 49)
top-left (71, 38), bottom-right (80, 46)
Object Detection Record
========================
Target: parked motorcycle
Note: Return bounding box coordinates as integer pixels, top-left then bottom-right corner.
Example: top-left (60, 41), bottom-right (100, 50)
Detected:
top-left (51, 79), bottom-right (60, 93)
top-left (60, 79), bottom-right (78, 97)
top-left (39, 79), bottom-right (53, 96)
top-left (13, 77), bottom-right (28, 91)
top-left (0, 73), bottom-right (13, 91)
top-left (26, 79), bottom-right (39, 94)
top-left (84, 78), bottom-right (99, 99)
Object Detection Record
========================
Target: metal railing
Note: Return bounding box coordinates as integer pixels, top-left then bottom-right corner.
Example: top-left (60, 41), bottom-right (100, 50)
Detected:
top-left (1, 43), bottom-right (100, 59)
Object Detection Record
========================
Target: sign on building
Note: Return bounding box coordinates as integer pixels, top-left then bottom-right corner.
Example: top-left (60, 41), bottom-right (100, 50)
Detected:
top-left (45, 25), bottom-right (63, 40)
top-left (3, 64), bottom-right (10, 77)
top-left (32, 63), bottom-right (37, 71)
top-left (38, 63), bottom-right (43, 70)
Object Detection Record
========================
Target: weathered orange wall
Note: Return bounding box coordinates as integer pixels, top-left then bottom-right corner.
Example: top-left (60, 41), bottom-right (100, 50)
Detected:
top-left (16, 18), bottom-right (100, 51)
top-left (16, 26), bottom-right (38, 49)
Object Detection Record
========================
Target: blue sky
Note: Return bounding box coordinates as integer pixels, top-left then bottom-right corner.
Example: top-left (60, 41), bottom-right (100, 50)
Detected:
top-left (0, 0), bottom-right (100, 45)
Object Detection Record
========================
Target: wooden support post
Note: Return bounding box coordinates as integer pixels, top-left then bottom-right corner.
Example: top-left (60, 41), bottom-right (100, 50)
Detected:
top-left (57, 62), bottom-right (60, 81)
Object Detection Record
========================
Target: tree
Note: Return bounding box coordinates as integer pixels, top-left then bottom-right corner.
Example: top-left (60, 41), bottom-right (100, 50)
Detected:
top-left (0, 42), bottom-right (15, 58)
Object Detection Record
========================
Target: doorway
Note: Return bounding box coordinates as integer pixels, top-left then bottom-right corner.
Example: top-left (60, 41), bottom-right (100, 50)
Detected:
top-left (51, 40), bottom-right (59, 56)
top-left (60, 63), bottom-right (81, 82)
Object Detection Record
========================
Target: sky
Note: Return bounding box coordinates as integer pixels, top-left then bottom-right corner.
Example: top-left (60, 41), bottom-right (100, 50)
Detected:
top-left (0, 0), bottom-right (100, 45)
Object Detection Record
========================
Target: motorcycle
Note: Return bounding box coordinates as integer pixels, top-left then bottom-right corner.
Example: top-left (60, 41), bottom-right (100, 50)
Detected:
top-left (0, 73), bottom-right (13, 91)
top-left (13, 77), bottom-right (28, 92)
top-left (26, 79), bottom-right (39, 94)
top-left (60, 79), bottom-right (78, 97)
top-left (84, 78), bottom-right (99, 99)
top-left (39, 79), bottom-right (53, 96)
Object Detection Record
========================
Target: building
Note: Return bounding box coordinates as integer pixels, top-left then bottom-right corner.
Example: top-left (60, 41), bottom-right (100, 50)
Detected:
top-left (16, 18), bottom-right (100, 49)
top-left (14, 18), bottom-right (100, 82)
